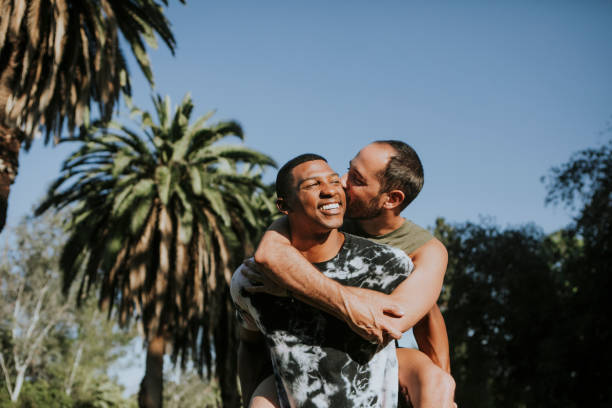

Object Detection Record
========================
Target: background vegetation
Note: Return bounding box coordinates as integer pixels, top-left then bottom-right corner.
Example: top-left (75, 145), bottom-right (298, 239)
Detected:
top-left (436, 140), bottom-right (611, 407)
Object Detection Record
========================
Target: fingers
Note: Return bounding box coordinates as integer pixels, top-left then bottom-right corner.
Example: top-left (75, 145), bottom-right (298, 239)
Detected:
top-left (245, 285), bottom-right (266, 294)
top-left (245, 258), bottom-right (268, 274)
top-left (382, 304), bottom-right (405, 318)
top-left (369, 331), bottom-right (384, 345)
top-left (243, 268), bottom-right (263, 285)
top-left (357, 324), bottom-right (384, 345)
top-left (383, 325), bottom-right (403, 340)
top-left (244, 257), bottom-right (258, 269)
top-left (378, 315), bottom-right (403, 340)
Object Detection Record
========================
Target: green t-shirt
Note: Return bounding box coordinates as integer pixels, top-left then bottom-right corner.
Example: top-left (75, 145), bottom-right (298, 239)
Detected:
top-left (341, 218), bottom-right (433, 256)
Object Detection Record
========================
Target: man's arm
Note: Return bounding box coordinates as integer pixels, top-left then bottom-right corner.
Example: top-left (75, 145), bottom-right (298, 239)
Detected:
top-left (254, 217), bottom-right (448, 342)
top-left (238, 328), bottom-right (273, 407)
top-left (383, 237), bottom-right (448, 333)
top-left (413, 304), bottom-right (451, 373)
top-left (254, 217), bottom-right (405, 343)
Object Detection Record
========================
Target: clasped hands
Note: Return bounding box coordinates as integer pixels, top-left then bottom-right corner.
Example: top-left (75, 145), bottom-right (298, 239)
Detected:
top-left (242, 259), bottom-right (405, 346)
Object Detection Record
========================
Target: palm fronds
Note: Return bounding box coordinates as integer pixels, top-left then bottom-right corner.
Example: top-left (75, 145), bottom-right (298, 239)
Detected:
top-left (0, 0), bottom-right (184, 146)
top-left (37, 94), bottom-right (277, 392)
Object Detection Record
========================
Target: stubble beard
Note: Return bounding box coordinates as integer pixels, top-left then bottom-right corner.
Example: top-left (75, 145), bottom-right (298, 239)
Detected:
top-left (346, 194), bottom-right (383, 220)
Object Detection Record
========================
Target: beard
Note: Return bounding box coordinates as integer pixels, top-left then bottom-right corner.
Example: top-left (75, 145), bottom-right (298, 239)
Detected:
top-left (346, 194), bottom-right (383, 219)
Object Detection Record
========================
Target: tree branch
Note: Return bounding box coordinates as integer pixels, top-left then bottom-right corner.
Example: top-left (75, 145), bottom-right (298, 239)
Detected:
top-left (0, 352), bottom-right (14, 396)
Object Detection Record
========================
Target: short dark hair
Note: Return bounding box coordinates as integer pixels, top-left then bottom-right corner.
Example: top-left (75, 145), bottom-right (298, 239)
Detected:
top-left (375, 140), bottom-right (424, 211)
top-left (275, 153), bottom-right (327, 199)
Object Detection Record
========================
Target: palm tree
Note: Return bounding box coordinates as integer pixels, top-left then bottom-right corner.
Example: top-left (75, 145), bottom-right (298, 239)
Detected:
top-left (0, 0), bottom-right (184, 234)
top-left (36, 94), bottom-right (277, 408)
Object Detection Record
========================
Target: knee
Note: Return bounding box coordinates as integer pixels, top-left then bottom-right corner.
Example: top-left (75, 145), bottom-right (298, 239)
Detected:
top-left (421, 366), bottom-right (455, 397)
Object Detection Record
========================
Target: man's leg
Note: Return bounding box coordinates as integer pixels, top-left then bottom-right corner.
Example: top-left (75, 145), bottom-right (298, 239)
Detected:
top-left (249, 375), bottom-right (280, 408)
top-left (397, 348), bottom-right (456, 408)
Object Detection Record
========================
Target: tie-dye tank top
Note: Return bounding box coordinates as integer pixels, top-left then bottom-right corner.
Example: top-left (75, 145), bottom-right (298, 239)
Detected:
top-left (231, 233), bottom-right (413, 408)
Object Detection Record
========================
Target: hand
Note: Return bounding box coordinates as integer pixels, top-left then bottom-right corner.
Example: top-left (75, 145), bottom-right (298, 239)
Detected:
top-left (242, 258), bottom-right (290, 297)
top-left (339, 286), bottom-right (405, 345)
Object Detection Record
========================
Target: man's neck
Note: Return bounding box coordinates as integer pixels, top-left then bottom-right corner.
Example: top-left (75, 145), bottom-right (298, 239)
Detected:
top-left (357, 211), bottom-right (405, 236)
top-left (290, 228), bottom-right (345, 264)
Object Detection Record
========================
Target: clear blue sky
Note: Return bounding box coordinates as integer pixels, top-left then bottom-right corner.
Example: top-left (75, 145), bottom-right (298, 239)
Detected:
top-left (7, 1), bottom-right (612, 235)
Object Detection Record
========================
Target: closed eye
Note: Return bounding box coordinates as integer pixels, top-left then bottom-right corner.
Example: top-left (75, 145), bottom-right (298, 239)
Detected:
top-left (348, 172), bottom-right (364, 186)
top-left (303, 181), bottom-right (319, 189)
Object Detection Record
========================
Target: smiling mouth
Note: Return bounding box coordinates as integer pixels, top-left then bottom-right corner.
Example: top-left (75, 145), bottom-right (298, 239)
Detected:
top-left (320, 203), bottom-right (340, 211)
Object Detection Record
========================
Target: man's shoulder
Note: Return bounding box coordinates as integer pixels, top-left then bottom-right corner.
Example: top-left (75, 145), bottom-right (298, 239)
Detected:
top-left (341, 218), bottom-right (433, 253)
top-left (377, 220), bottom-right (433, 255)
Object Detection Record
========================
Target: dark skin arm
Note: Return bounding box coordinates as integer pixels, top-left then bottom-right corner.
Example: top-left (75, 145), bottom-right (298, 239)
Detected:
top-left (237, 328), bottom-right (273, 407)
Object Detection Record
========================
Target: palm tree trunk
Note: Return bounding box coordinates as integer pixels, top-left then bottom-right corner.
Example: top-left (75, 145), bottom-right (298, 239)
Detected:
top-left (0, 124), bottom-right (22, 234)
top-left (215, 293), bottom-right (241, 408)
top-left (139, 334), bottom-right (165, 408)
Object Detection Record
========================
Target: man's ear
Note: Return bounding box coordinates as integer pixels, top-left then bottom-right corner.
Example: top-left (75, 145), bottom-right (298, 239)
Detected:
top-left (382, 190), bottom-right (405, 211)
top-left (276, 198), bottom-right (291, 214)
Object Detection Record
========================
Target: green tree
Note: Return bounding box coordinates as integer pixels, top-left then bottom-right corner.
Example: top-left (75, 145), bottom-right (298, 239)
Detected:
top-left (435, 219), bottom-right (565, 407)
top-left (434, 139), bottom-right (612, 407)
top-left (0, 212), bottom-right (73, 402)
top-left (36, 94), bottom-right (277, 408)
top-left (0, 0), bottom-right (184, 234)
top-left (0, 212), bottom-right (137, 407)
top-left (163, 369), bottom-right (219, 408)
top-left (543, 139), bottom-right (612, 406)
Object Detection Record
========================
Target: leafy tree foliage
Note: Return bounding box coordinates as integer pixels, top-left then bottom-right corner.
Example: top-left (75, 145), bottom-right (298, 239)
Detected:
top-left (163, 369), bottom-right (220, 408)
top-left (436, 219), bottom-right (569, 407)
top-left (436, 139), bottom-right (611, 407)
top-left (0, 0), bottom-right (183, 233)
top-left (0, 212), bottom-right (137, 407)
top-left (542, 139), bottom-right (612, 406)
top-left (36, 94), bottom-right (277, 407)
top-left (0, 212), bottom-right (73, 402)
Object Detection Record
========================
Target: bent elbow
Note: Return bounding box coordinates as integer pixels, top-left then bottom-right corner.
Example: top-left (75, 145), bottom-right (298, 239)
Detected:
top-left (253, 247), bottom-right (268, 266)
top-left (254, 243), bottom-right (281, 270)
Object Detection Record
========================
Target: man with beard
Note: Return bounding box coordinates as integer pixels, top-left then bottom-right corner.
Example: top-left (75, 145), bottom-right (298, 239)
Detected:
top-left (231, 154), bottom-right (415, 407)
top-left (242, 141), bottom-right (455, 408)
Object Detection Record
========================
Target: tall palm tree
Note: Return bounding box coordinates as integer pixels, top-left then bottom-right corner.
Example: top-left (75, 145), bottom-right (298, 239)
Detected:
top-left (36, 94), bottom-right (277, 408)
top-left (0, 0), bottom-right (184, 233)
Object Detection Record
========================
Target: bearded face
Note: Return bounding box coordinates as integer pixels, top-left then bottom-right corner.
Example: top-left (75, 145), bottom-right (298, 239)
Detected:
top-left (345, 192), bottom-right (384, 220)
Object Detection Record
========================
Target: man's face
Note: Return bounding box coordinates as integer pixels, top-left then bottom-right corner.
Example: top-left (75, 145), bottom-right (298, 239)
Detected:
top-left (341, 143), bottom-right (395, 219)
top-left (285, 160), bottom-right (346, 232)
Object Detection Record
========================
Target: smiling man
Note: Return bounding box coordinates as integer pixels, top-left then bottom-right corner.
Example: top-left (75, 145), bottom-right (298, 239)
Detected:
top-left (247, 141), bottom-right (455, 408)
top-left (231, 154), bottom-right (415, 407)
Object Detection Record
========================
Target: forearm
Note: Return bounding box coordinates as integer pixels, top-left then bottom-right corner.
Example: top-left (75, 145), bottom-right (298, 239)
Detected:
top-left (253, 218), bottom-right (404, 342)
top-left (413, 304), bottom-right (451, 373)
top-left (385, 238), bottom-right (448, 332)
top-left (254, 219), bottom-right (351, 321)
top-left (237, 329), bottom-right (273, 407)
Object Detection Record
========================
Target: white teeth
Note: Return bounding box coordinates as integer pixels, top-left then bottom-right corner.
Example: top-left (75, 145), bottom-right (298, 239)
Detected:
top-left (321, 203), bottom-right (339, 210)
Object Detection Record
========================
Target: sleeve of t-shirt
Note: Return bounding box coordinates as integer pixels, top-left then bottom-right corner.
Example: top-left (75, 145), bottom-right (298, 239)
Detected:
top-left (401, 220), bottom-right (434, 255)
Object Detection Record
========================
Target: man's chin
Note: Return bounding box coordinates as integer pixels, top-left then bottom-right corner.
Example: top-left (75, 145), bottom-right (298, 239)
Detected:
top-left (329, 220), bottom-right (344, 229)
top-left (318, 217), bottom-right (344, 231)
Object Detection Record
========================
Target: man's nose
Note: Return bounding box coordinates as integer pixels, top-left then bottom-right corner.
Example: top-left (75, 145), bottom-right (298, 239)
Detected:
top-left (320, 181), bottom-right (337, 197)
